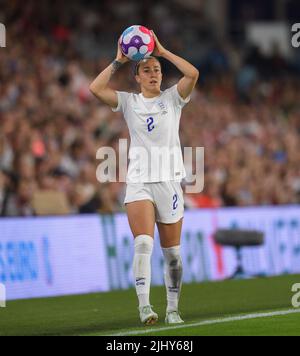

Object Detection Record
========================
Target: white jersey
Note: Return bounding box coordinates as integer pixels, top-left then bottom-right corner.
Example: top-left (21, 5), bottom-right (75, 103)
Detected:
top-left (112, 85), bottom-right (190, 183)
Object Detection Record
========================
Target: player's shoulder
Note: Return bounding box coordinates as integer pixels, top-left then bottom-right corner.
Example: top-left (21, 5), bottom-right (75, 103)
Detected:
top-left (116, 90), bottom-right (134, 97)
top-left (161, 84), bottom-right (178, 98)
top-left (116, 90), bottom-right (139, 106)
top-left (117, 90), bottom-right (139, 101)
top-left (112, 91), bottom-right (136, 113)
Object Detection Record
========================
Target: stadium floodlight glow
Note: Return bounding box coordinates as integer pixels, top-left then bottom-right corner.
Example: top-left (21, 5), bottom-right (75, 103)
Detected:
top-left (0, 284), bottom-right (6, 308)
top-left (0, 23), bottom-right (6, 48)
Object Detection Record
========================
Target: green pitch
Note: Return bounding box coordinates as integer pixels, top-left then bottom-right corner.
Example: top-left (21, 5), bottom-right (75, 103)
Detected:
top-left (0, 274), bottom-right (299, 336)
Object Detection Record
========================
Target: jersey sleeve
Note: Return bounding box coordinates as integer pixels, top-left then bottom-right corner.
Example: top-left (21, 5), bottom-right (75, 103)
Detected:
top-left (168, 85), bottom-right (191, 108)
top-left (111, 91), bottom-right (130, 113)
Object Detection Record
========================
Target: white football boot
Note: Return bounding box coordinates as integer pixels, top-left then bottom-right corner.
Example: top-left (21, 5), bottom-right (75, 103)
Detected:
top-left (165, 310), bottom-right (184, 324)
top-left (139, 305), bottom-right (158, 325)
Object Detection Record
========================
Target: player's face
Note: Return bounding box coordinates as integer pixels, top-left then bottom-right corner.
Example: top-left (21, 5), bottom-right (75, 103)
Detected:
top-left (135, 58), bottom-right (162, 94)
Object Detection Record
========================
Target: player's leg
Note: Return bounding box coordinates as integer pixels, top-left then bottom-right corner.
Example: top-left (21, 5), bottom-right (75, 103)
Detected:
top-left (126, 200), bottom-right (158, 325)
top-left (126, 200), bottom-right (155, 238)
top-left (152, 181), bottom-right (185, 324)
top-left (157, 220), bottom-right (184, 324)
top-left (157, 218), bottom-right (183, 248)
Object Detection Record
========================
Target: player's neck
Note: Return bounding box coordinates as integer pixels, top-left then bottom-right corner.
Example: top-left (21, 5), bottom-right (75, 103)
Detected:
top-left (141, 89), bottom-right (161, 99)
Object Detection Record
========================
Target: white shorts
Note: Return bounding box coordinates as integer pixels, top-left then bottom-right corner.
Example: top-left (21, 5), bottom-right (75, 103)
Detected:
top-left (124, 181), bottom-right (184, 224)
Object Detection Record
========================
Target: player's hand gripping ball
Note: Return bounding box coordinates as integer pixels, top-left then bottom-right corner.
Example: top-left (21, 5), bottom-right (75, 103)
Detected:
top-left (120, 25), bottom-right (155, 61)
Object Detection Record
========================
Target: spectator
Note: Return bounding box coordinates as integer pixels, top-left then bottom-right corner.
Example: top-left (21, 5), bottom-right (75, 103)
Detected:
top-left (0, 1), bottom-right (299, 216)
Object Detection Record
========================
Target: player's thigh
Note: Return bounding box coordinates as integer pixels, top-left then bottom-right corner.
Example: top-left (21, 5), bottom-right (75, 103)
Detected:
top-left (157, 218), bottom-right (183, 248)
top-left (152, 181), bottom-right (184, 226)
top-left (126, 200), bottom-right (156, 238)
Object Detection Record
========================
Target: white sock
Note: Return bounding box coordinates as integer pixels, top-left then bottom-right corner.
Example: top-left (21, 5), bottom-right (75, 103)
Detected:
top-left (133, 235), bottom-right (154, 308)
top-left (162, 246), bottom-right (183, 312)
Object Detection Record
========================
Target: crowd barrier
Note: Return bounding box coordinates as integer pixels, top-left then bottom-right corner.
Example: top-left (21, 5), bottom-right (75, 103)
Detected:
top-left (0, 206), bottom-right (300, 300)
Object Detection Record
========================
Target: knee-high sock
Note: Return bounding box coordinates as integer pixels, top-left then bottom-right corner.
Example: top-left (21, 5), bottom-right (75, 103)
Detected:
top-left (133, 235), bottom-right (154, 308)
top-left (162, 246), bottom-right (183, 312)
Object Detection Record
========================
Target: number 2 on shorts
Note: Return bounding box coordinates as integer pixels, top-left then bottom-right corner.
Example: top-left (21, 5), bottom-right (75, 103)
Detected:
top-left (173, 194), bottom-right (178, 210)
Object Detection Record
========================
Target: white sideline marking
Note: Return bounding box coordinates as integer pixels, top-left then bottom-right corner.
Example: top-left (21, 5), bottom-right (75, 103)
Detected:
top-left (109, 309), bottom-right (300, 336)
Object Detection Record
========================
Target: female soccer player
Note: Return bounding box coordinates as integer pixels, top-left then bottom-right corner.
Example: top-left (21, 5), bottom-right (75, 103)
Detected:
top-left (90, 32), bottom-right (199, 325)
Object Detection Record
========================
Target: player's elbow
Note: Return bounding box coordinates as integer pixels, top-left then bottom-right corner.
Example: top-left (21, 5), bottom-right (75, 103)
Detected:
top-left (186, 69), bottom-right (199, 82)
top-left (89, 82), bottom-right (98, 95)
top-left (89, 83), bottom-right (105, 99)
top-left (192, 69), bottom-right (199, 81)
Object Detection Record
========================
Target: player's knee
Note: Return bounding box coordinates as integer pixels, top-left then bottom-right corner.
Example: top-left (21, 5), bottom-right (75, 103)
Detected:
top-left (162, 246), bottom-right (182, 270)
top-left (170, 255), bottom-right (182, 271)
top-left (134, 235), bottom-right (154, 255)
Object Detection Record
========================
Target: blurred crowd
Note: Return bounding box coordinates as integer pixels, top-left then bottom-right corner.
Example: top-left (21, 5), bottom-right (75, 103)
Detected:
top-left (0, 0), bottom-right (300, 216)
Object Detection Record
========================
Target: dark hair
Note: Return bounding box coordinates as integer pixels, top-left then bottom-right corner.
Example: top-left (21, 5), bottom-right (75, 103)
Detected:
top-left (134, 56), bottom-right (161, 75)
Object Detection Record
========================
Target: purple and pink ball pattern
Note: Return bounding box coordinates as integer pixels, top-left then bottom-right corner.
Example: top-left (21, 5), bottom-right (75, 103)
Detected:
top-left (120, 25), bottom-right (155, 61)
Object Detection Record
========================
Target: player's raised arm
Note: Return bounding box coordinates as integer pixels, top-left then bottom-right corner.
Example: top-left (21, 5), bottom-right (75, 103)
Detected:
top-left (151, 31), bottom-right (199, 100)
top-left (89, 38), bottom-right (129, 108)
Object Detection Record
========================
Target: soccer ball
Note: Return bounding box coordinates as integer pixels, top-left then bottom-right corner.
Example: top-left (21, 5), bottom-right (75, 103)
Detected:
top-left (120, 25), bottom-right (155, 61)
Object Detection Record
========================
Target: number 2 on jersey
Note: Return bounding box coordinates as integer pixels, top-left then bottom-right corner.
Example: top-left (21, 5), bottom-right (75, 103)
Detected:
top-left (147, 117), bottom-right (155, 132)
top-left (173, 194), bottom-right (178, 210)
